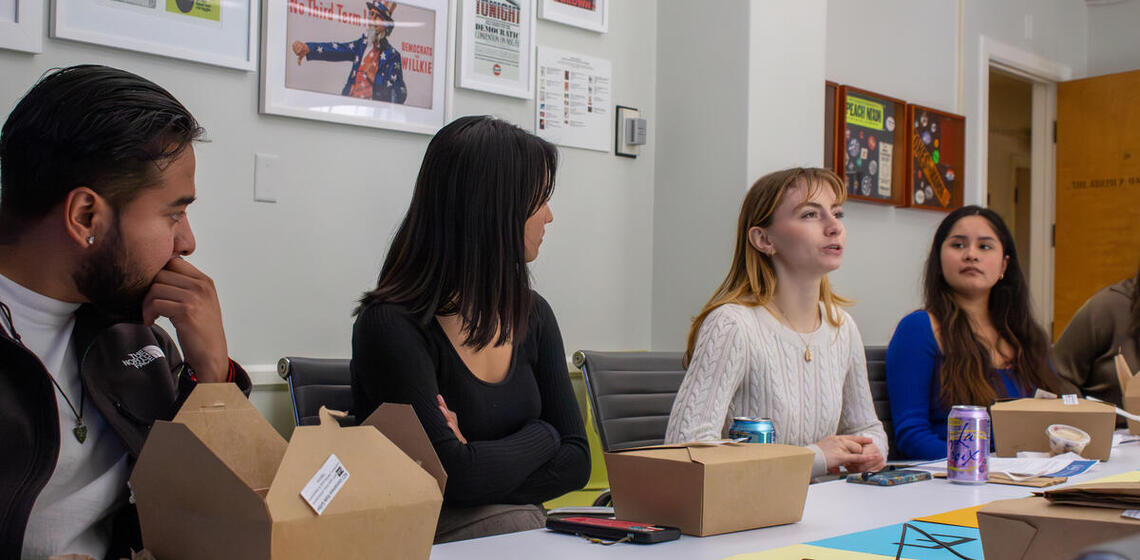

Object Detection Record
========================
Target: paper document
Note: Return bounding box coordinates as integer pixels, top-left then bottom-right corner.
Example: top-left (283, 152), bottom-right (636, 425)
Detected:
top-left (915, 452), bottom-right (1097, 481)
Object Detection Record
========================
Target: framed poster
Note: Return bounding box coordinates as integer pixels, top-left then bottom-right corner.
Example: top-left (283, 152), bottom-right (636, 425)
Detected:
top-left (538, 0), bottom-right (606, 33)
top-left (458, 0), bottom-right (535, 99)
top-left (52, 0), bottom-right (257, 70)
top-left (535, 46), bottom-right (611, 152)
top-left (262, 0), bottom-right (450, 134)
top-left (838, 86), bottom-right (907, 207)
top-left (906, 104), bottom-right (965, 211)
top-left (0, 0), bottom-right (43, 53)
top-left (824, 81), bottom-right (839, 171)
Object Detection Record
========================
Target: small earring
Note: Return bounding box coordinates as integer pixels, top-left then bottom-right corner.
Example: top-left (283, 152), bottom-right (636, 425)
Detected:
top-left (86, 236), bottom-right (95, 245)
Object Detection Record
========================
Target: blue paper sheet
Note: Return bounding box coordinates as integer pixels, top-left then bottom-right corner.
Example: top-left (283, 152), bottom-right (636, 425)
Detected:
top-left (808, 520), bottom-right (984, 560)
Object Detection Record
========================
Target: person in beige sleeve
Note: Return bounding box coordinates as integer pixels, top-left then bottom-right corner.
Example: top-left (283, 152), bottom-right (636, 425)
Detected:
top-left (665, 167), bottom-right (887, 480)
top-left (1054, 267), bottom-right (1140, 408)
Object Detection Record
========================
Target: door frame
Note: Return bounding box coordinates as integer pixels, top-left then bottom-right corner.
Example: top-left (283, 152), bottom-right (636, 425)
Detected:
top-left (977, 36), bottom-right (1072, 334)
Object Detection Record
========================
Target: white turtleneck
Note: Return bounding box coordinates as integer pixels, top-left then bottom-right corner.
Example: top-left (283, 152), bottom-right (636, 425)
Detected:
top-left (0, 273), bottom-right (129, 559)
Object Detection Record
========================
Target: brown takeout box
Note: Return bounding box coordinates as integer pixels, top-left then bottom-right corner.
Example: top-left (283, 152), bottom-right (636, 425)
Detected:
top-left (990, 397), bottom-right (1115, 460)
top-left (1114, 353), bottom-right (1140, 435)
top-left (977, 495), bottom-right (1140, 560)
top-left (603, 442), bottom-right (814, 536)
top-left (130, 384), bottom-right (446, 560)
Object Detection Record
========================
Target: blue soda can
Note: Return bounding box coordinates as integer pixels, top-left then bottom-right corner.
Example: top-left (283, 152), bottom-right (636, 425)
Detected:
top-left (947, 405), bottom-right (989, 484)
top-left (728, 417), bottom-right (775, 444)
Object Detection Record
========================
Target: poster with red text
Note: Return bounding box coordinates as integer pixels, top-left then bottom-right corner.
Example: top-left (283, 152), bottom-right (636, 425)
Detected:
top-left (262, 0), bottom-right (450, 134)
top-left (286, 0), bottom-right (437, 109)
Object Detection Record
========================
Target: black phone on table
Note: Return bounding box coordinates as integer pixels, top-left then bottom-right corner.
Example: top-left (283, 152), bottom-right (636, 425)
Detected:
top-left (546, 516), bottom-right (681, 544)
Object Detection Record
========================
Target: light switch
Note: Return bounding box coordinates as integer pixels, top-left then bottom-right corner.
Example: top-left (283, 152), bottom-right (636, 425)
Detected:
top-left (615, 105), bottom-right (642, 158)
top-left (254, 153), bottom-right (279, 203)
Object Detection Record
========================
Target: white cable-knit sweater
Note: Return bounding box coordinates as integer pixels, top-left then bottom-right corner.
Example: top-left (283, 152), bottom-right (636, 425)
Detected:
top-left (665, 302), bottom-right (889, 478)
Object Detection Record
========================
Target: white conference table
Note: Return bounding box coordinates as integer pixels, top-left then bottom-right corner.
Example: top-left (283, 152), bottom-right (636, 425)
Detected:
top-left (431, 440), bottom-right (1140, 559)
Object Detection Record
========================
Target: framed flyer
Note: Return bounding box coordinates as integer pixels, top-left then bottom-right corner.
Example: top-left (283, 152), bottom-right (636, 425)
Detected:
top-left (0, 0), bottom-right (43, 53)
top-left (52, 0), bottom-right (257, 71)
top-left (262, 0), bottom-right (450, 134)
top-left (824, 81), bottom-right (839, 171)
top-left (535, 46), bottom-right (611, 152)
top-left (838, 85), bottom-right (907, 207)
top-left (906, 104), bottom-right (965, 211)
top-left (539, 0), bottom-right (606, 33)
top-left (458, 0), bottom-right (535, 99)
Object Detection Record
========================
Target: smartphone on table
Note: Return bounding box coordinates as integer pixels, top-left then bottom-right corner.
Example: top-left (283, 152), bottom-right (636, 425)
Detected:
top-left (546, 516), bottom-right (681, 544)
top-left (846, 469), bottom-right (932, 486)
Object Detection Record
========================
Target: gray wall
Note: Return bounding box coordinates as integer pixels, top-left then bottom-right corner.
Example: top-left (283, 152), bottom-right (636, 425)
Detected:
top-left (0, 2), bottom-right (659, 366)
top-left (650, 0), bottom-right (1095, 349)
top-left (650, 0), bottom-right (751, 351)
top-left (0, 0), bottom-right (658, 435)
top-left (4, 0), bottom-right (1133, 432)
top-left (1088, 0), bottom-right (1140, 76)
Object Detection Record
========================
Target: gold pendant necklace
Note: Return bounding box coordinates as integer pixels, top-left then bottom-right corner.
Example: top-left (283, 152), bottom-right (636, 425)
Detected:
top-left (766, 303), bottom-right (817, 363)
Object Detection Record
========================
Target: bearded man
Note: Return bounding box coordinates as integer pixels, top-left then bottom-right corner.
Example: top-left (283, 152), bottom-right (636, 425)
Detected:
top-left (0, 64), bottom-right (250, 559)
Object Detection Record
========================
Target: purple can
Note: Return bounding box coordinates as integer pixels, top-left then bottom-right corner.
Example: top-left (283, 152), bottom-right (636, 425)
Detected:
top-left (947, 405), bottom-right (989, 484)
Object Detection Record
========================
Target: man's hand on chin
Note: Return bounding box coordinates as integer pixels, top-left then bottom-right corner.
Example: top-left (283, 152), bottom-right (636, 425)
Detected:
top-left (142, 257), bottom-right (229, 382)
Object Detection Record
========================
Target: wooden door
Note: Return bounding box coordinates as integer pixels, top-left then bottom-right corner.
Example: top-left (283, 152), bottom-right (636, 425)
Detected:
top-left (1055, 69), bottom-right (1140, 339)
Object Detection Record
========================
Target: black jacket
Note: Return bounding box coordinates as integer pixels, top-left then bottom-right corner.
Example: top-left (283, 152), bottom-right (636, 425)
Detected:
top-left (0, 305), bottom-right (250, 558)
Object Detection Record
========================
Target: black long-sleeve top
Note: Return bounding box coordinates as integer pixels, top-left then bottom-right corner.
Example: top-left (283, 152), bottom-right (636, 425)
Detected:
top-left (350, 292), bottom-right (591, 507)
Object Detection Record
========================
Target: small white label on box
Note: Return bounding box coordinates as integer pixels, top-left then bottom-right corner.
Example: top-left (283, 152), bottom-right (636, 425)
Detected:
top-left (301, 454), bottom-right (350, 515)
top-left (1062, 394), bottom-right (1079, 405)
top-left (1122, 509), bottom-right (1140, 520)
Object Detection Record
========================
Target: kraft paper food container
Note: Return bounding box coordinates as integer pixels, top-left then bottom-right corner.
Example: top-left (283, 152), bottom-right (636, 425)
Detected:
top-left (977, 496), bottom-right (1140, 560)
top-left (1114, 353), bottom-right (1140, 435)
top-left (604, 441), bottom-right (814, 536)
top-left (990, 398), bottom-right (1115, 460)
top-left (130, 384), bottom-right (445, 560)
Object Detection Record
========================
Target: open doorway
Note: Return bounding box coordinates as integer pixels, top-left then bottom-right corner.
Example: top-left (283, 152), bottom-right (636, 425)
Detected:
top-left (978, 37), bottom-right (1070, 335)
top-left (986, 69), bottom-right (1034, 273)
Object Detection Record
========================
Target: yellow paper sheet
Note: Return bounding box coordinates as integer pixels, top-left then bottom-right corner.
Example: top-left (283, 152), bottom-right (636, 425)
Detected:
top-left (723, 543), bottom-right (899, 560)
top-left (1080, 470), bottom-right (1140, 484)
top-left (913, 504), bottom-right (985, 528)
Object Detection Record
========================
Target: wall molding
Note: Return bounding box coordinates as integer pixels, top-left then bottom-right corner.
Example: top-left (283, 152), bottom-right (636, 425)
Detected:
top-left (247, 363), bottom-right (285, 387)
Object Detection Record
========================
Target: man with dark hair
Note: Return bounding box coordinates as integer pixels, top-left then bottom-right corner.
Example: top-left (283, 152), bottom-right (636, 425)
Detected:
top-left (0, 64), bottom-right (249, 559)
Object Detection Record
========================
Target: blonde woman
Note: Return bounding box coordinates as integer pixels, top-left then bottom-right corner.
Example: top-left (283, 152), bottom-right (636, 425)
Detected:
top-left (665, 168), bottom-right (887, 478)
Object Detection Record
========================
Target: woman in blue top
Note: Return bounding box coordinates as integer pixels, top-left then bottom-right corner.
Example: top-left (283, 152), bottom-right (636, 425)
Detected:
top-left (886, 206), bottom-right (1068, 459)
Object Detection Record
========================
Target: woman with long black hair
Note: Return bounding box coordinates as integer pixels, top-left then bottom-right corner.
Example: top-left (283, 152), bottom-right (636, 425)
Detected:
top-left (886, 205), bottom-right (1070, 459)
top-left (351, 116), bottom-right (589, 542)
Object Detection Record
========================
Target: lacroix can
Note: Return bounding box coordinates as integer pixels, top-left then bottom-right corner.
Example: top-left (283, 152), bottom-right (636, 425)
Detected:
top-left (947, 405), bottom-right (989, 484)
top-left (728, 417), bottom-right (775, 444)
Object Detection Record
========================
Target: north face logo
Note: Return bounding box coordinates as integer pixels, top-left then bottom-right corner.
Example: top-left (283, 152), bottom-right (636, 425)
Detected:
top-left (123, 345), bottom-right (165, 368)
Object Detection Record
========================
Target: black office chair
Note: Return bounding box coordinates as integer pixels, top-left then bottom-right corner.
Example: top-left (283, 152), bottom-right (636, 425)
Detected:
top-left (865, 345), bottom-right (903, 461)
top-left (277, 356), bottom-right (354, 426)
top-left (573, 350), bottom-right (687, 451)
top-left (572, 350), bottom-right (687, 508)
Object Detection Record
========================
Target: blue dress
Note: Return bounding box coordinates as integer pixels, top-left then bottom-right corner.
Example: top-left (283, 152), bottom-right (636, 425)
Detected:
top-left (885, 310), bottom-right (1031, 460)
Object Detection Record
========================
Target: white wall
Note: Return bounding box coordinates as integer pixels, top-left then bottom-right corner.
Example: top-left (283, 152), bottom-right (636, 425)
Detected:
top-left (650, 0), bottom-right (751, 351)
top-left (650, 0), bottom-right (1092, 349)
top-left (824, 0), bottom-right (959, 345)
top-left (821, 0), bottom-right (1089, 345)
top-left (0, 0), bottom-right (657, 434)
top-left (1087, 0), bottom-right (1140, 76)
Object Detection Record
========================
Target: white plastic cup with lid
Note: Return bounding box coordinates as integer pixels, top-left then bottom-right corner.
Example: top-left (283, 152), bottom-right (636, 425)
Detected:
top-left (1046, 423), bottom-right (1091, 457)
